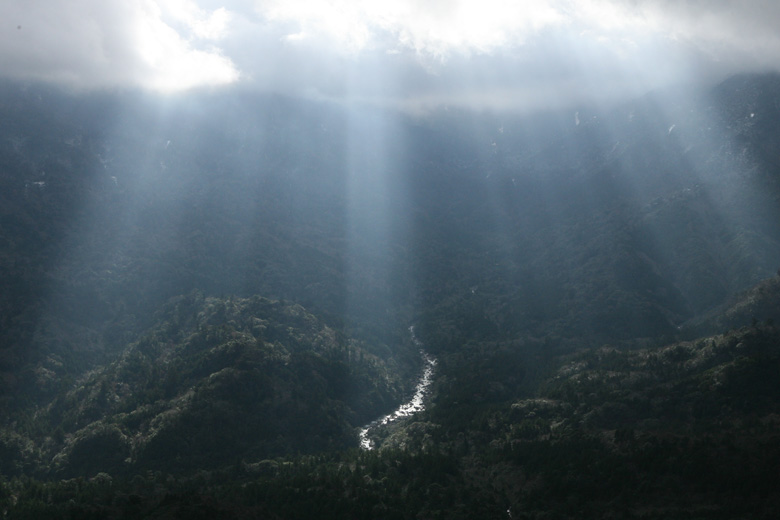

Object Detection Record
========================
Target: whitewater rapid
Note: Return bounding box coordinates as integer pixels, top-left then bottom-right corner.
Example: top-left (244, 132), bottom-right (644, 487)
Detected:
top-left (358, 326), bottom-right (436, 450)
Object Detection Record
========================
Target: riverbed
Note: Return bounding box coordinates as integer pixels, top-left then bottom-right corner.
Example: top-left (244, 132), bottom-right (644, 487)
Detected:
top-left (358, 327), bottom-right (436, 450)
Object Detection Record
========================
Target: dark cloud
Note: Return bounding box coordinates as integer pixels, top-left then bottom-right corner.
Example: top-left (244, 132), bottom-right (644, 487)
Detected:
top-left (1, 1), bottom-right (778, 108)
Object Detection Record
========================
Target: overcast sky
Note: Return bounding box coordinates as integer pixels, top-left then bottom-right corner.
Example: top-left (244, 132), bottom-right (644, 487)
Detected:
top-left (2, 1), bottom-right (780, 110)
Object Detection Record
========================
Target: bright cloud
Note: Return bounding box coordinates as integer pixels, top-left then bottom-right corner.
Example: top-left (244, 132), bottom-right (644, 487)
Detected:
top-left (158, 0), bottom-right (231, 40)
top-left (256, 0), bottom-right (566, 55)
top-left (1, 0), bottom-right (780, 106)
top-left (0, 0), bottom-right (238, 92)
top-left (134, 1), bottom-right (238, 91)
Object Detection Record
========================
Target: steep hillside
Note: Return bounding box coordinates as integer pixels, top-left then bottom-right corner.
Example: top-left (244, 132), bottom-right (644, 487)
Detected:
top-left (2, 75), bottom-right (780, 392)
top-left (682, 273), bottom-right (780, 337)
top-left (2, 74), bottom-right (780, 518)
top-left (3, 290), bottom-right (779, 518)
top-left (1, 293), bottom-right (417, 477)
top-left (0, 84), bottom-right (416, 412)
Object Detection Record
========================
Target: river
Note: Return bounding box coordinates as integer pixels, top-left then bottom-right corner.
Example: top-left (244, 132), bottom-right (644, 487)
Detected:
top-left (358, 326), bottom-right (436, 450)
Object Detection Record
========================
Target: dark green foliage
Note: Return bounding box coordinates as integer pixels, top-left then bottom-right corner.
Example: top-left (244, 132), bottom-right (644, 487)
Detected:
top-left (0, 293), bottom-right (419, 482)
top-left (3, 75), bottom-right (780, 518)
top-left (63, 426), bottom-right (129, 477)
top-left (4, 303), bottom-right (780, 518)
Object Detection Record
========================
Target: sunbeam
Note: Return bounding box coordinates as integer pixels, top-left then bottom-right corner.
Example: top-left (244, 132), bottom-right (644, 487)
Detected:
top-left (4, 2), bottom-right (780, 517)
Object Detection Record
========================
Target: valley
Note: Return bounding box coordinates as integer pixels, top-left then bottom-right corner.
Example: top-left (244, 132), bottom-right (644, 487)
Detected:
top-left (1, 73), bottom-right (780, 518)
top-left (359, 327), bottom-right (436, 450)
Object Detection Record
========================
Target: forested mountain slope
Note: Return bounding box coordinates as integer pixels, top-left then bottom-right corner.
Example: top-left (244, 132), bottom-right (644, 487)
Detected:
top-left (2, 75), bottom-right (779, 387)
top-left (1, 74), bottom-right (780, 518)
top-left (3, 284), bottom-right (780, 518)
top-left (1, 293), bottom-right (414, 477)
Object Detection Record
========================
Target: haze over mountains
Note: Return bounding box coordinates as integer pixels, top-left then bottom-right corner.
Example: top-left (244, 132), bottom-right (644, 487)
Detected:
top-left (1, 73), bottom-right (780, 518)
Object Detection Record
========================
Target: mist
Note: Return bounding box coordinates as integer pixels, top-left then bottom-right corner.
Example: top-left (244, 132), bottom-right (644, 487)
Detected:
top-left (3, 1), bottom-right (780, 110)
top-left (3, 3), bottom-right (780, 517)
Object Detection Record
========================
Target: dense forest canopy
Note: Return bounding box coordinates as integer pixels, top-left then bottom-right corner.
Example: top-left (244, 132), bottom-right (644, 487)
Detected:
top-left (2, 68), bottom-right (780, 520)
top-left (5, 1), bottom-right (780, 517)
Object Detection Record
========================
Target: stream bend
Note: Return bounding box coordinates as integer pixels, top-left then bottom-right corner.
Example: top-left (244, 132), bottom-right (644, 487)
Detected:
top-left (358, 326), bottom-right (436, 450)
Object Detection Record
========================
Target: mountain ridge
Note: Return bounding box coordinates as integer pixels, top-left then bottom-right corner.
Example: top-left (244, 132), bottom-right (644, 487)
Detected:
top-left (2, 73), bottom-right (780, 517)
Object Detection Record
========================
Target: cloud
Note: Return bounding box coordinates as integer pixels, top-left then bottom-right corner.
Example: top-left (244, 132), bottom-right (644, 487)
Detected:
top-left (227, 0), bottom-right (780, 109)
top-left (0, 0), bottom-right (238, 91)
top-left (256, 0), bottom-right (565, 56)
top-left (1, 1), bottom-right (779, 107)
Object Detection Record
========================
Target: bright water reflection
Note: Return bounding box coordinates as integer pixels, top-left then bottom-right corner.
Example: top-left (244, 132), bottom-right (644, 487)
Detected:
top-left (359, 327), bottom-right (436, 450)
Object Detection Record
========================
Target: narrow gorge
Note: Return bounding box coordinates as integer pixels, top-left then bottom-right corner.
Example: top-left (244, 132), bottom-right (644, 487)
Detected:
top-left (359, 327), bottom-right (436, 450)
